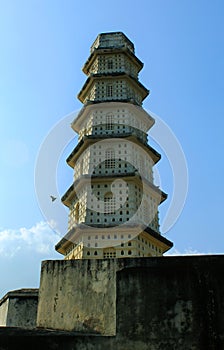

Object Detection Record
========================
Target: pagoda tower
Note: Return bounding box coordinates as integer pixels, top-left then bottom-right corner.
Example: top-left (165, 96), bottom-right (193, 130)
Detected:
top-left (55, 32), bottom-right (173, 259)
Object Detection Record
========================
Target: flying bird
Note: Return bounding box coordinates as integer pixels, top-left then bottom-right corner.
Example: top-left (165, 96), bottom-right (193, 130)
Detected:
top-left (50, 195), bottom-right (57, 202)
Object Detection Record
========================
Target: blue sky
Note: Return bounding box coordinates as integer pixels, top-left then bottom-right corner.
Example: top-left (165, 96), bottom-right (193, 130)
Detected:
top-left (0, 0), bottom-right (224, 297)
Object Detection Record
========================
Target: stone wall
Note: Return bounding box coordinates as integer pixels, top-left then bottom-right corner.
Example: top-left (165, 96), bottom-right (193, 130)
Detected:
top-left (116, 257), bottom-right (224, 349)
top-left (0, 289), bottom-right (38, 328)
top-left (0, 298), bottom-right (9, 326)
top-left (1, 256), bottom-right (224, 349)
top-left (35, 256), bottom-right (224, 349)
top-left (37, 259), bottom-right (117, 335)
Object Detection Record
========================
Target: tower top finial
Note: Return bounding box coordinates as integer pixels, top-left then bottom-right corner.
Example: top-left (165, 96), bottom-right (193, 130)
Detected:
top-left (90, 32), bottom-right (135, 54)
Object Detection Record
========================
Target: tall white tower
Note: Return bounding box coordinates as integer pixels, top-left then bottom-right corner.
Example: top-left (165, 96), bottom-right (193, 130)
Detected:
top-left (55, 32), bottom-right (173, 259)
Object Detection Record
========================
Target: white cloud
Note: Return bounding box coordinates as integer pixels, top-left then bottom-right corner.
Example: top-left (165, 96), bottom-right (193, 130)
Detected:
top-left (0, 221), bottom-right (61, 258)
top-left (165, 247), bottom-right (214, 256)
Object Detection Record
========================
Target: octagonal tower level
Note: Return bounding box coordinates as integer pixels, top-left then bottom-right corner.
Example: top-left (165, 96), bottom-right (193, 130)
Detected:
top-left (55, 32), bottom-right (173, 259)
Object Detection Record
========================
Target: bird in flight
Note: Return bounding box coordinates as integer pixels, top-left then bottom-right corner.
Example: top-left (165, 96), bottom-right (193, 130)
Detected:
top-left (50, 195), bottom-right (57, 202)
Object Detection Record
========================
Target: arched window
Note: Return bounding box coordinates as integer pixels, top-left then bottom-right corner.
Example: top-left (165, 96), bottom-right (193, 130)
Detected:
top-left (139, 155), bottom-right (144, 174)
top-left (75, 202), bottom-right (80, 222)
top-left (143, 200), bottom-right (149, 225)
top-left (105, 148), bottom-right (115, 168)
top-left (107, 59), bottom-right (113, 70)
top-left (104, 192), bottom-right (115, 214)
top-left (106, 84), bottom-right (113, 97)
top-left (106, 113), bottom-right (113, 130)
top-left (80, 159), bottom-right (84, 175)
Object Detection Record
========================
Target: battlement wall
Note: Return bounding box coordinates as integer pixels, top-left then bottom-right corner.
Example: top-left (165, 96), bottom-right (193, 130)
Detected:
top-left (36, 256), bottom-right (224, 349)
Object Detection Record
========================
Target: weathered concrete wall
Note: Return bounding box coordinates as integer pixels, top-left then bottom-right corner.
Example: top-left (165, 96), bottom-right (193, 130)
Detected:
top-left (35, 256), bottom-right (224, 350)
top-left (37, 259), bottom-right (116, 335)
top-left (116, 257), bottom-right (224, 349)
top-left (0, 289), bottom-right (38, 328)
top-left (0, 298), bottom-right (9, 326)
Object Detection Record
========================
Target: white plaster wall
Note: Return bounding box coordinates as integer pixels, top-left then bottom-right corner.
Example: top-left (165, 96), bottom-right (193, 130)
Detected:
top-left (72, 140), bottom-right (153, 181)
top-left (78, 106), bottom-right (149, 137)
